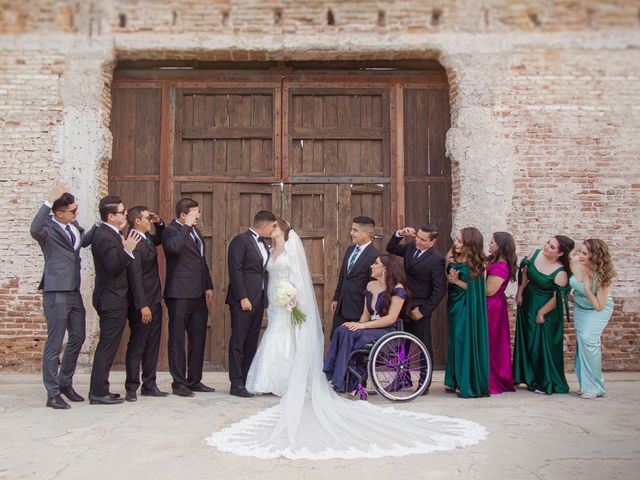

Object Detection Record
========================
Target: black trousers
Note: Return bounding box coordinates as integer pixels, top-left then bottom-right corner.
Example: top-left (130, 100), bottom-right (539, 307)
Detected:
top-left (228, 302), bottom-right (264, 387)
top-left (90, 308), bottom-right (127, 396)
top-left (42, 291), bottom-right (86, 397)
top-left (403, 315), bottom-right (433, 388)
top-left (125, 302), bottom-right (163, 392)
top-left (166, 297), bottom-right (208, 389)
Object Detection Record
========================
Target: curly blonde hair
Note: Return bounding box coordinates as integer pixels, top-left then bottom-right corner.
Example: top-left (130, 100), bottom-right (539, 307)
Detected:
top-left (584, 239), bottom-right (616, 289)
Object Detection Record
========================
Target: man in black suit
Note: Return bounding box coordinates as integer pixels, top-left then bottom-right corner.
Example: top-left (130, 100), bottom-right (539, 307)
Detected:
top-left (226, 210), bottom-right (277, 398)
top-left (89, 195), bottom-right (141, 405)
top-left (163, 198), bottom-right (214, 397)
top-left (30, 183), bottom-right (91, 409)
top-left (330, 216), bottom-right (380, 338)
top-left (123, 206), bottom-right (167, 402)
top-left (386, 223), bottom-right (446, 393)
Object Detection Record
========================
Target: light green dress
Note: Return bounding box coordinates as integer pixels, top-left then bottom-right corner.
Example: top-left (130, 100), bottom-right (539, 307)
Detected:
top-left (444, 262), bottom-right (490, 398)
top-left (571, 275), bottom-right (613, 396)
top-left (513, 250), bottom-right (570, 394)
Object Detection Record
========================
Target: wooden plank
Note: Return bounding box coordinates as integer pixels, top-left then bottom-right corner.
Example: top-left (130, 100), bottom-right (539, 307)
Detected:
top-left (182, 126), bottom-right (273, 140)
top-left (291, 127), bottom-right (384, 140)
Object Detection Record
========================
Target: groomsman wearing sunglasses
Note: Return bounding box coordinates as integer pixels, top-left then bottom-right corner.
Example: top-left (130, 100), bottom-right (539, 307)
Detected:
top-left (123, 206), bottom-right (168, 402)
top-left (31, 183), bottom-right (93, 409)
top-left (89, 195), bottom-right (141, 405)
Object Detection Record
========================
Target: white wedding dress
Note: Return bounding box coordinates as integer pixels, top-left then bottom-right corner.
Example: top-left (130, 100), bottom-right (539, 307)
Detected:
top-left (207, 231), bottom-right (487, 460)
top-left (245, 253), bottom-right (296, 396)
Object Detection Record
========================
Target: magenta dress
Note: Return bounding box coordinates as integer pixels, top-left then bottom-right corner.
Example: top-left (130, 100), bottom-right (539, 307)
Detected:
top-left (486, 261), bottom-right (515, 394)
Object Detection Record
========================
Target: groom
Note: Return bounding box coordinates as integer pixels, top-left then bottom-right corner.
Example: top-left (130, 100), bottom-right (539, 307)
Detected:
top-left (226, 210), bottom-right (277, 397)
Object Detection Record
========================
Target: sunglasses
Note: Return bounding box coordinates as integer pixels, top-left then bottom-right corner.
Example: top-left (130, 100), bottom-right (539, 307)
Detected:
top-left (65, 208), bottom-right (78, 214)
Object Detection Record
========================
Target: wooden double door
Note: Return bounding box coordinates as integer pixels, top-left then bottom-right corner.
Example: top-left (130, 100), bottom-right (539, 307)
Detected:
top-left (110, 65), bottom-right (451, 369)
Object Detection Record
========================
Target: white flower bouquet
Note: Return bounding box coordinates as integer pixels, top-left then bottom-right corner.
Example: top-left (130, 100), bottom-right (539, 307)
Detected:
top-left (275, 281), bottom-right (307, 325)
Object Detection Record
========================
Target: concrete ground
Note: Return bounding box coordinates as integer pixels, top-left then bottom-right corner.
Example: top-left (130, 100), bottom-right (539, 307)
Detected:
top-left (0, 371), bottom-right (638, 480)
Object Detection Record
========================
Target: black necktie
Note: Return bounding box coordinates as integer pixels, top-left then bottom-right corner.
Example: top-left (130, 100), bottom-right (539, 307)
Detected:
top-left (191, 231), bottom-right (202, 256)
top-left (65, 225), bottom-right (76, 248)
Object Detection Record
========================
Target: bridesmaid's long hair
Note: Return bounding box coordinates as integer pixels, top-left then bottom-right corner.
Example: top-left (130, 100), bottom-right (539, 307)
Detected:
top-left (584, 239), bottom-right (616, 289)
top-left (554, 235), bottom-right (575, 277)
top-left (454, 227), bottom-right (486, 279)
top-left (489, 231), bottom-right (517, 282)
top-left (378, 254), bottom-right (409, 318)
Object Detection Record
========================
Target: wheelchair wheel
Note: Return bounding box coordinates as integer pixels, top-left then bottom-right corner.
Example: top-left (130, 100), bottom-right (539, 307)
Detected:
top-left (367, 332), bottom-right (432, 402)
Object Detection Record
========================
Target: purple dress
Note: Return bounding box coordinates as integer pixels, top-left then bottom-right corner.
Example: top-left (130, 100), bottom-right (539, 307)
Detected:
top-left (486, 262), bottom-right (515, 394)
top-left (323, 287), bottom-right (406, 392)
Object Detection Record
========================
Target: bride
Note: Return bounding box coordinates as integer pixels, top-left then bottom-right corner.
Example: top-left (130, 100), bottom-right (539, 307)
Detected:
top-left (207, 222), bottom-right (487, 460)
top-left (245, 219), bottom-right (296, 396)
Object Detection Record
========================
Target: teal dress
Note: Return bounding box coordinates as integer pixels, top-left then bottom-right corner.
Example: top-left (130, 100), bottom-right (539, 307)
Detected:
top-left (571, 275), bottom-right (613, 396)
top-left (513, 250), bottom-right (570, 394)
top-left (444, 263), bottom-right (490, 398)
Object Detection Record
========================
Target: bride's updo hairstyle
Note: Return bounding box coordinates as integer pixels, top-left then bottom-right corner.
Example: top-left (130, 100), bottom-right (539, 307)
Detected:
top-left (277, 218), bottom-right (292, 241)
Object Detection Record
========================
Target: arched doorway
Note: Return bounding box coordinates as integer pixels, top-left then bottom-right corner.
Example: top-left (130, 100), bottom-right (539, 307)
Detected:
top-left (109, 60), bottom-right (451, 369)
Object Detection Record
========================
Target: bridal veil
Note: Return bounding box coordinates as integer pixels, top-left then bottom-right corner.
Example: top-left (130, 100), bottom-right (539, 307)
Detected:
top-left (206, 230), bottom-right (487, 459)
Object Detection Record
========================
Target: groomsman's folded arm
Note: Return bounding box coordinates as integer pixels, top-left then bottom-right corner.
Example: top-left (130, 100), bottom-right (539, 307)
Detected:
top-left (81, 223), bottom-right (98, 247)
top-left (30, 204), bottom-right (52, 243)
top-left (385, 231), bottom-right (408, 257)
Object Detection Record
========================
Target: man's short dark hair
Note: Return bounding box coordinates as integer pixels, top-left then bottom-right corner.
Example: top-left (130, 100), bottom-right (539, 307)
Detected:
top-left (127, 205), bottom-right (148, 228)
top-left (99, 195), bottom-right (123, 221)
top-left (51, 192), bottom-right (75, 213)
top-left (253, 210), bottom-right (277, 226)
top-left (353, 216), bottom-right (375, 227)
top-left (175, 198), bottom-right (198, 218)
top-left (419, 223), bottom-right (439, 241)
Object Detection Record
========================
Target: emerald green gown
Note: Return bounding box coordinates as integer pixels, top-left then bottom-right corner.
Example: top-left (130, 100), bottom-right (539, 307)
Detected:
top-left (513, 250), bottom-right (570, 394)
top-left (444, 263), bottom-right (490, 398)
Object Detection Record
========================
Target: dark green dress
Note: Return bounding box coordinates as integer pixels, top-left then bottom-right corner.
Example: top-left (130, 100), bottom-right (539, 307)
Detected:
top-left (513, 250), bottom-right (570, 394)
top-left (444, 262), bottom-right (490, 398)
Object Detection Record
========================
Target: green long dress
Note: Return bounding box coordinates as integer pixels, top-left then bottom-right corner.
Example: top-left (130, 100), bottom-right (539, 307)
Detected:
top-left (444, 262), bottom-right (490, 398)
top-left (513, 250), bottom-right (570, 394)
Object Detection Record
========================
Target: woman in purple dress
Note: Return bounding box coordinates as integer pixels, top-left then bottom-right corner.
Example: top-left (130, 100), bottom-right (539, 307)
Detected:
top-left (323, 254), bottom-right (408, 393)
top-left (485, 232), bottom-right (517, 394)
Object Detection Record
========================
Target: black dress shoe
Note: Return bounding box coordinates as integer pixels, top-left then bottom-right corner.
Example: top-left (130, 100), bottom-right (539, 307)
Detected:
top-left (172, 386), bottom-right (195, 397)
top-left (188, 382), bottom-right (215, 393)
top-left (125, 390), bottom-right (137, 402)
top-left (108, 392), bottom-right (121, 399)
top-left (60, 385), bottom-right (84, 402)
top-left (46, 395), bottom-right (71, 410)
top-left (89, 394), bottom-right (125, 405)
top-left (420, 388), bottom-right (430, 396)
top-left (230, 386), bottom-right (254, 398)
top-left (140, 387), bottom-right (169, 397)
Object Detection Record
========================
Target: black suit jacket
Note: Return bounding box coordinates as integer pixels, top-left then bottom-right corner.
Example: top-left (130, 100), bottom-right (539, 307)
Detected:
top-left (127, 223), bottom-right (164, 310)
top-left (386, 234), bottom-right (446, 319)
top-left (225, 230), bottom-right (269, 308)
top-left (333, 243), bottom-right (380, 319)
top-left (91, 223), bottom-right (133, 313)
top-left (162, 220), bottom-right (213, 299)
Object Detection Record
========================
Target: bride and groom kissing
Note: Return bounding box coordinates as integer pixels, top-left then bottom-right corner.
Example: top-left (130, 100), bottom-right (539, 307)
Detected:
top-left (226, 210), bottom-right (303, 398)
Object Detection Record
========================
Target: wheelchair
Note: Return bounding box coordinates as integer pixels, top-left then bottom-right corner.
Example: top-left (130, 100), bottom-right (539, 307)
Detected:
top-left (345, 320), bottom-right (432, 402)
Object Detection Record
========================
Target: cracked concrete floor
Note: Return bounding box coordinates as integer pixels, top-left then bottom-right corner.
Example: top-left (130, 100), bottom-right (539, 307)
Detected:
top-left (0, 371), bottom-right (638, 480)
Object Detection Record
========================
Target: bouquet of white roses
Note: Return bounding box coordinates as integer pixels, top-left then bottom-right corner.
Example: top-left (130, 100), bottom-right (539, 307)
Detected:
top-left (275, 281), bottom-right (307, 325)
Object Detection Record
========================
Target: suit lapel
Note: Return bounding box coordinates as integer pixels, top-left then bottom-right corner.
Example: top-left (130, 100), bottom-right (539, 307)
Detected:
top-left (48, 218), bottom-right (75, 252)
top-left (247, 230), bottom-right (265, 269)
top-left (412, 246), bottom-right (434, 267)
top-left (350, 243), bottom-right (372, 275)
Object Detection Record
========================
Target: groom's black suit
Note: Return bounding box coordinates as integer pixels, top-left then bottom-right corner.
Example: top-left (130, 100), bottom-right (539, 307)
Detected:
top-left (331, 242), bottom-right (380, 337)
top-left (226, 230), bottom-right (270, 388)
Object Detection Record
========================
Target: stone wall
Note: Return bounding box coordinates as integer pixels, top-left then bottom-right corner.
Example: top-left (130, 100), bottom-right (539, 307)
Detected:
top-left (1, 0), bottom-right (638, 371)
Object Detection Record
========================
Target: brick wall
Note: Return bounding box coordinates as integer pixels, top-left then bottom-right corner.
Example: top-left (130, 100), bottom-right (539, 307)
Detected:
top-left (1, 0), bottom-right (638, 371)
